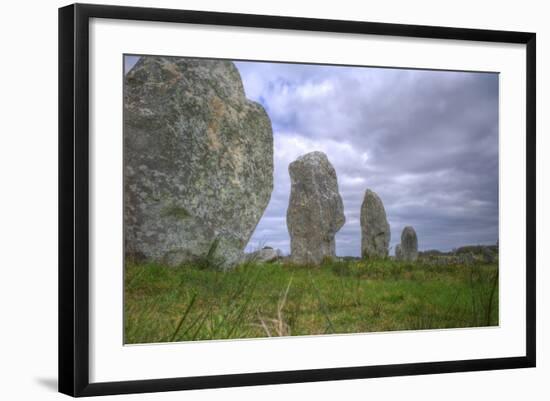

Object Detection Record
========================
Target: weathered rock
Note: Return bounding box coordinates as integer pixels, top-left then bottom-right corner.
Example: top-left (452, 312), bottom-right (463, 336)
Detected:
top-left (360, 189), bottom-right (390, 258)
top-left (244, 248), bottom-right (282, 263)
top-left (395, 244), bottom-right (402, 260)
top-left (124, 56), bottom-right (273, 268)
top-left (287, 152), bottom-right (345, 265)
top-left (398, 226), bottom-right (418, 261)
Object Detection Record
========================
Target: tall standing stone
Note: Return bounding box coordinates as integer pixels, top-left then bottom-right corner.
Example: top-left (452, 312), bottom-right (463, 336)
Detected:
top-left (124, 56), bottom-right (273, 267)
top-left (286, 152), bottom-right (345, 265)
top-left (360, 189), bottom-right (390, 258)
top-left (397, 226), bottom-right (418, 262)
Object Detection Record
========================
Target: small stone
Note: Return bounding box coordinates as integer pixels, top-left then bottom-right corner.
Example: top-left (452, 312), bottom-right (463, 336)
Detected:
top-left (395, 244), bottom-right (402, 260)
top-left (244, 248), bottom-right (282, 263)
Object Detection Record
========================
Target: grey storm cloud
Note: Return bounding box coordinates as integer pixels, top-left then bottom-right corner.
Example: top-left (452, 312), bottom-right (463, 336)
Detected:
top-left (124, 55), bottom-right (498, 256)
top-left (235, 61), bottom-right (499, 256)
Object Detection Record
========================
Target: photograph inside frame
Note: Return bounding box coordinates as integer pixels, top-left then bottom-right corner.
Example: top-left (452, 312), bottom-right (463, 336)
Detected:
top-left (123, 54), bottom-right (499, 344)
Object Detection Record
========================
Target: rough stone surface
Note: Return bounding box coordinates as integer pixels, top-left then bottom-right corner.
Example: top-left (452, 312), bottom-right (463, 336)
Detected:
top-left (398, 226), bottom-right (418, 261)
top-left (286, 152), bottom-right (345, 265)
top-left (244, 248), bottom-right (282, 263)
top-left (360, 189), bottom-right (390, 258)
top-left (124, 56), bottom-right (273, 268)
top-left (395, 244), bottom-right (402, 260)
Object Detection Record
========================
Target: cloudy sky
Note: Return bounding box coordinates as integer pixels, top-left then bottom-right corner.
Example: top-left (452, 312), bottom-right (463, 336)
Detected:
top-left (125, 56), bottom-right (499, 256)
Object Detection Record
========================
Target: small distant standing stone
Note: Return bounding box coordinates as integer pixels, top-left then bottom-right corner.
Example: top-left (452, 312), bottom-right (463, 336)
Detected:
top-left (287, 151), bottom-right (345, 265)
top-left (243, 248), bottom-right (282, 263)
top-left (398, 226), bottom-right (418, 262)
top-left (360, 189), bottom-right (391, 258)
top-left (395, 244), bottom-right (402, 260)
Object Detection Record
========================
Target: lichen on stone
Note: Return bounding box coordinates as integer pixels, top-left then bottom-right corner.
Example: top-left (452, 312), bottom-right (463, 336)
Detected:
top-left (124, 56), bottom-right (274, 268)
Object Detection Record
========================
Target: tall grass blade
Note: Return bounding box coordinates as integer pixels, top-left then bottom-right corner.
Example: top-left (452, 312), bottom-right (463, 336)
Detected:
top-left (169, 292), bottom-right (197, 342)
top-left (308, 272), bottom-right (335, 333)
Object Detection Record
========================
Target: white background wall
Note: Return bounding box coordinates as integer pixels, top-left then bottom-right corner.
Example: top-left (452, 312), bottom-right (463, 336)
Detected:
top-left (0, 0), bottom-right (547, 399)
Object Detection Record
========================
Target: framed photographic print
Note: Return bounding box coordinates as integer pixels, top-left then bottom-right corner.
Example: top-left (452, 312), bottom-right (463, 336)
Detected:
top-left (58, 3), bottom-right (536, 397)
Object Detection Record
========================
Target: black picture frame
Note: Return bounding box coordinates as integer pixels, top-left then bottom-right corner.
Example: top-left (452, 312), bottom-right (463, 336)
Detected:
top-left (59, 3), bottom-right (536, 397)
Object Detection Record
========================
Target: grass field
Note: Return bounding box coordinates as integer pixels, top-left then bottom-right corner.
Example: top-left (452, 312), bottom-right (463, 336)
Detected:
top-left (124, 258), bottom-right (499, 344)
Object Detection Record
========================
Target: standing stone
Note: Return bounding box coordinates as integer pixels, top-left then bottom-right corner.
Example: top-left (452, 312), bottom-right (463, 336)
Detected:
top-left (360, 189), bottom-right (391, 258)
top-left (395, 244), bottom-right (402, 260)
top-left (286, 152), bottom-right (345, 265)
top-left (244, 248), bottom-right (282, 263)
top-left (124, 56), bottom-right (273, 268)
top-left (398, 226), bottom-right (418, 262)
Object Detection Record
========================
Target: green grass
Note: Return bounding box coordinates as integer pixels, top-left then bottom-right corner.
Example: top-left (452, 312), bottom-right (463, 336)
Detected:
top-left (124, 258), bottom-right (499, 344)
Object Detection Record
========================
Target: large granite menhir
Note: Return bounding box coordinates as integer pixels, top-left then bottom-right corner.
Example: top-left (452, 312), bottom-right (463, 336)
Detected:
top-left (287, 152), bottom-right (345, 265)
top-left (360, 189), bottom-right (391, 258)
top-left (124, 56), bottom-right (273, 268)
